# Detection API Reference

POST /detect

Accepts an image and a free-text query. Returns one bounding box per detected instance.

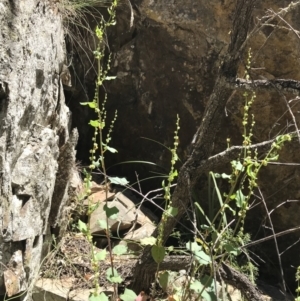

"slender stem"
[96,57,117,299]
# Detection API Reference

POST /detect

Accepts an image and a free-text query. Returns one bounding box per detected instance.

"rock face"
[67,0,300,289]
[0,0,76,299]
[1,0,300,297]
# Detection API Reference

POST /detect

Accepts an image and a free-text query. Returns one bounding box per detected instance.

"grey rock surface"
[0,0,75,299]
[90,192,155,234]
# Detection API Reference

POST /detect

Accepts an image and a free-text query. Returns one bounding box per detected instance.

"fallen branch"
[242,225,300,248]
[227,77,300,143]
[198,130,298,174]
[219,262,264,301]
[227,78,300,95]
[129,255,264,301]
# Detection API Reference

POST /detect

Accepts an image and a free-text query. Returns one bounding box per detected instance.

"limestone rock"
[3,250,27,297]
[83,183,115,206]
[33,277,116,301]
[33,278,74,301]
[0,0,76,298]
[90,192,154,234]
[123,223,156,252]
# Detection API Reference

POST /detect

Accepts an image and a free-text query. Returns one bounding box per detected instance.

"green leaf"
[200,276,217,301]
[78,220,87,233]
[80,102,97,109]
[88,203,98,213]
[190,280,216,301]
[89,292,109,301]
[111,160,157,167]
[221,173,231,179]
[211,232,219,244]
[200,224,211,231]
[196,250,211,265]
[104,76,117,81]
[103,143,118,153]
[106,268,123,283]
[186,241,211,265]
[95,249,107,261]
[140,236,157,246]
[89,120,100,128]
[246,164,256,179]
[169,170,178,181]
[224,243,240,256]
[95,26,104,39]
[98,219,108,230]
[108,177,129,186]
[104,204,119,220]
[92,160,101,168]
[151,245,165,264]
[200,275,214,288]
[190,280,204,294]
[167,245,174,252]
[159,271,170,291]
[113,244,127,256]
[235,189,246,208]
[231,160,243,171]
[268,154,279,161]
[186,241,202,253]
[166,206,178,217]
[120,289,137,301]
